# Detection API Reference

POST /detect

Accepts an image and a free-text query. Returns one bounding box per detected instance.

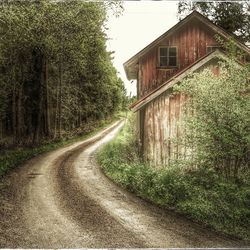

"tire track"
[0,120,249,248]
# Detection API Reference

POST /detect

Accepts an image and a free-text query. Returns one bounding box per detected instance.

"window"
[206,46,222,53]
[159,47,177,67]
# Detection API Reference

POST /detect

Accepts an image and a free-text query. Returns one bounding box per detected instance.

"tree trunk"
[44,58,50,137]
[12,84,17,143]
[78,81,82,127]
[0,115,3,141]
[16,85,23,143]
[54,79,59,138]
[33,52,45,144]
[58,59,62,138]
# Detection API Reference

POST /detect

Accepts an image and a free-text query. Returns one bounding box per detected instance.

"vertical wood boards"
[142,91,185,166]
[137,20,232,166]
[138,21,218,99]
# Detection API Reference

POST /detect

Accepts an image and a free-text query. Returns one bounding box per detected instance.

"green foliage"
[98,114,250,240]
[214,35,248,61]
[0,115,120,177]
[178,1,250,43]
[0,1,126,145]
[174,59,250,181]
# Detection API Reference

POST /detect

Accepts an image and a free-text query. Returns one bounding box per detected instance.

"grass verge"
[0,112,124,177]
[97,114,250,241]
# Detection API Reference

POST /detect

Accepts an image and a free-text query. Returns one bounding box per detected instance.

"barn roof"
[124,10,250,80]
[130,50,240,111]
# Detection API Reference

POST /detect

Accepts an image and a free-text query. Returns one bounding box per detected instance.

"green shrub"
[98,113,250,240]
[0,116,119,177]
[174,59,250,182]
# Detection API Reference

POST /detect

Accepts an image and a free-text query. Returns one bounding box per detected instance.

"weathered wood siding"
[138,20,219,98]
[141,91,187,166]
[133,15,250,166]
[140,61,223,166]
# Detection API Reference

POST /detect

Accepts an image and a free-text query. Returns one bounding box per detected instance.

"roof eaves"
[194,12,250,54]
[124,11,250,75]
[130,50,230,111]
[123,11,197,68]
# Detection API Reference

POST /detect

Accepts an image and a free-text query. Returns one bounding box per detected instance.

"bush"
[174,59,250,181]
[0,116,119,177]
[98,113,250,240]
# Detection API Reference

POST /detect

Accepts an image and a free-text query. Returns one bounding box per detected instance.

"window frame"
[206,45,222,54]
[158,46,178,68]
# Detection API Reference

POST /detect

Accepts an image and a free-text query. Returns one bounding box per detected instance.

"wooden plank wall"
[142,91,187,166]
[138,20,218,98]
[141,59,226,166]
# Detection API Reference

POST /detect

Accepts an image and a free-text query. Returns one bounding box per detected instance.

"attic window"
[206,46,222,53]
[159,47,177,67]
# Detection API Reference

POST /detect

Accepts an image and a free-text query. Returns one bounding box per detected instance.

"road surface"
[0,120,248,248]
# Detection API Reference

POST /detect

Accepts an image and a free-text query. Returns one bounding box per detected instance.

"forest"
[0,1,125,147]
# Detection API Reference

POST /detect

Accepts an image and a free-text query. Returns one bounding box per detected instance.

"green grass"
[0,112,124,177]
[97,114,250,241]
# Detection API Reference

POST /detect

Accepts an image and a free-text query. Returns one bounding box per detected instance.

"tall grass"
[0,113,123,177]
[98,113,250,241]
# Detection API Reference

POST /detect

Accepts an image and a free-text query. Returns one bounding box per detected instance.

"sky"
[106,1,179,96]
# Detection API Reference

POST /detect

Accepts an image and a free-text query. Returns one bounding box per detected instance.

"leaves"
[98,113,250,240]
[178,1,250,43]
[175,58,250,181]
[0,1,126,144]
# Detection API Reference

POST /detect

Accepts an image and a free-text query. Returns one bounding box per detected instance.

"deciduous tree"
[178,1,250,43]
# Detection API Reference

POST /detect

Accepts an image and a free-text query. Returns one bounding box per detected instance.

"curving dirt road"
[0,120,249,248]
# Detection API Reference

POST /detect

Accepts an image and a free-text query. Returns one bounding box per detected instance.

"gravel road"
[0,120,249,248]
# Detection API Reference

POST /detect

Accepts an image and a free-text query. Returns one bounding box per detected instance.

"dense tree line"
[178,1,250,44]
[0,1,125,146]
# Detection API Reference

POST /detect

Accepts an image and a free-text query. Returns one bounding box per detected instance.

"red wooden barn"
[124,11,250,166]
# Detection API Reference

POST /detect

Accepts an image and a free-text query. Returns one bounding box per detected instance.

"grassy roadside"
[0,112,125,177]
[97,113,250,241]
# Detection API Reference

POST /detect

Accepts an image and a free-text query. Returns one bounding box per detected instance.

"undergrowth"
[97,114,250,241]
[0,112,124,177]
